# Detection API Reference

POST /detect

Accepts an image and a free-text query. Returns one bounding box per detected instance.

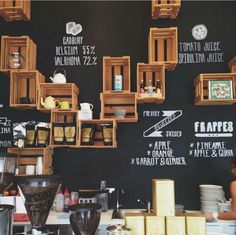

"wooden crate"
[100,92,138,122]
[103,56,130,93]
[137,63,165,104]
[194,73,236,105]
[148,27,178,71]
[37,83,79,112]
[0,36,36,72]
[10,70,45,109]
[152,0,181,19]
[7,147,53,175]
[78,119,117,148]
[229,57,236,73]
[50,110,78,148]
[0,0,30,21]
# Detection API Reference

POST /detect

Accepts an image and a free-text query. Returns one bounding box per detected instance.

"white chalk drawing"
[192,24,208,41]
[143,110,182,137]
[66,22,82,36]
[0,117,11,126]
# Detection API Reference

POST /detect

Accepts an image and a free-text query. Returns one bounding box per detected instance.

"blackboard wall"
[0,1,236,210]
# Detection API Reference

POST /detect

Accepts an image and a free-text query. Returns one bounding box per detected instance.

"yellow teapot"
[41,96,60,109]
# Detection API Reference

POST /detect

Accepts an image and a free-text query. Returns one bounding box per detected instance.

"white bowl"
[114,109,126,118]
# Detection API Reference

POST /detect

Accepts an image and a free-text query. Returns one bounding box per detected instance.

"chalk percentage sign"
[82,46,97,66]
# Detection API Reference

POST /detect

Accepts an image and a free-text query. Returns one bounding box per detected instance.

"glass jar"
[8,52,24,69]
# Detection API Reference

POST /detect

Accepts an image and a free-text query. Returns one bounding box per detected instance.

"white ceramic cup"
[80,103,93,111]
[26,165,35,175]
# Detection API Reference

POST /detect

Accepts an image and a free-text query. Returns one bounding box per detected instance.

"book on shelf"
[208,80,233,100]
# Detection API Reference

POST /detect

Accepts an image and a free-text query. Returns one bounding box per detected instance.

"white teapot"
[80,103,93,111]
[50,68,67,83]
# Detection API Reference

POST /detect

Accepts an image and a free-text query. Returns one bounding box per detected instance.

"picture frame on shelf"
[208,80,233,100]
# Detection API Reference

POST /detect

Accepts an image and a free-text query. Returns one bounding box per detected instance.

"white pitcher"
[80,103,93,111]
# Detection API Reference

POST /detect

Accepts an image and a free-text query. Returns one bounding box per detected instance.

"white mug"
[80,103,93,111]
[26,165,35,175]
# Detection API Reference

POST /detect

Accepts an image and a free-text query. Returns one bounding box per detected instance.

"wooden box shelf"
[7,147,53,175]
[148,27,178,71]
[0,0,30,21]
[50,110,78,148]
[229,57,236,73]
[103,56,130,92]
[0,36,36,72]
[137,63,165,104]
[152,0,181,19]
[10,70,45,109]
[78,119,117,148]
[194,73,236,105]
[100,92,138,122]
[37,83,79,112]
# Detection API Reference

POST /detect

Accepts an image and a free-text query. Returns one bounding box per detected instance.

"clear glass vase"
[8,52,24,69]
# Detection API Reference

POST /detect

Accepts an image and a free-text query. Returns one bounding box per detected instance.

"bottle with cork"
[156,79,162,96]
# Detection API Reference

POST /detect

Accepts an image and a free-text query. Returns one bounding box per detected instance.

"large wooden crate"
[37,83,79,112]
[10,70,45,109]
[148,27,178,71]
[78,119,117,148]
[100,92,138,122]
[229,57,236,73]
[50,110,78,148]
[152,0,181,19]
[7,147,53,175]
[194,73,236,105]
[137,63,165,104]
[0,0,30,21]
[103,56,130,93]
[0,36,36,72]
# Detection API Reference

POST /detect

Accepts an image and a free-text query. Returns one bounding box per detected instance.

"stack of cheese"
[125,179,206,235]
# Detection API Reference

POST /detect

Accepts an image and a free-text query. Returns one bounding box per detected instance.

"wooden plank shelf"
[194,73,236,105]
[152,0,181,19]
[37,83,79,112]
[100,92,138,122]
[7,147,53,175]
[50,110,78,148]
[10,70,45,109]
[0,35,36,72]
[137,63,165,104]
[229,57,236,73]
[0,0,30,21]
[148,27,178,71]
[103,56,130,93]
[78,119,117,148]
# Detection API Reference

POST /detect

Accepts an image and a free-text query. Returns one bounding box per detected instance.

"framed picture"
[208,80,233,100]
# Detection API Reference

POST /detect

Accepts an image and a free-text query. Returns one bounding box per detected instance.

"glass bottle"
[156,79,161,94]
[140,79,145,94]
[148,79,154,94]
[8,52,24,69]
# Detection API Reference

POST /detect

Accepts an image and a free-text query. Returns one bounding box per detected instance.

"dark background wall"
[0,1,236,210]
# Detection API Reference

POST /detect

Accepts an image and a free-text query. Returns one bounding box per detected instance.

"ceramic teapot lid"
[106,224,131,232]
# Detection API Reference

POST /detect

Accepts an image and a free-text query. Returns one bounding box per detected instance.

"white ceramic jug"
[80,103,93,111]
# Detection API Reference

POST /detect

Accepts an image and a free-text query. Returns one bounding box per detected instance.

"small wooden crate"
[0,0,30,21]
[137,63,165,104]
[7,147,53,175]
[100,92,138,122]
[148,27,178,71]
[0,36,36,72]
[10,70,45,109]
[194,73,236,105]
[50,110,78,148]
[103,56,130,92]
[37,83,79,112]
[152,0,181,19]
[78,119,117,148]
[228,57,236,73]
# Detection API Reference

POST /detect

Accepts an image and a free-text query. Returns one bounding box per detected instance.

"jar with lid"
[106,224,131,235]
[8,52,24,69]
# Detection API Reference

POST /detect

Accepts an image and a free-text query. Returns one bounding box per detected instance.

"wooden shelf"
[137,63,165,104]
[103,56,130,93]
[0,0,30,21]
[78,119,117,148]
[50,110,78,148]
[100,92,138,122]
[10,70,45,109]
[148,27,178,71]
[152,0,181,19]
[7,147,53,175]
[194,73,236,105]
[0,35,36,72]
[37,83,79,112]
[229,57,236,73]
